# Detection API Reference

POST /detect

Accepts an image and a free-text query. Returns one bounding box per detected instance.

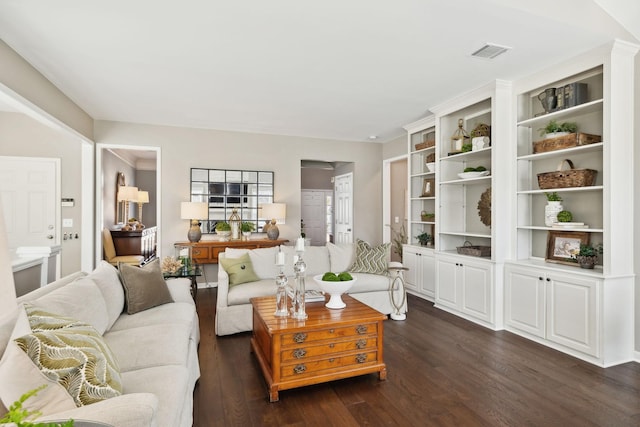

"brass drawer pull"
[356,325,368,335]
[293,333,307,343]
[293,364,307,374]
[356,339,367,349]
[329,343,335,348]
[355,354,367,363]
[292,348,307,359]
[329,358,335,363]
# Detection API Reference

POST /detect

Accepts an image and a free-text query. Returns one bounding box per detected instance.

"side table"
[163,265,202,298]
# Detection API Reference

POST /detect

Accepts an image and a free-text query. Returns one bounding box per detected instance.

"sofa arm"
[36,393,158,427]
[217,254,230,309]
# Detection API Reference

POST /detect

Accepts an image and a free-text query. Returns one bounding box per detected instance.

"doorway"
[96,144,161,265]
[300,160,353,245]
[383,154,408,262]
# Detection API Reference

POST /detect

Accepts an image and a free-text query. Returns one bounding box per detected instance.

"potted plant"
[415,232,432,247]
[215,221,231,241]
[240,221,255,240]
[538,120,578,138]
[573,243,603,269]
[544,192,563,226]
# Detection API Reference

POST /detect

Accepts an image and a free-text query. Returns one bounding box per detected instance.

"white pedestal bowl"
[313,275,357,309]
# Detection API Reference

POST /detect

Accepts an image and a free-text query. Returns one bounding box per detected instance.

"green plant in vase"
[415,232,431,246]
[573,243,603,269]
[545,192,562,202]
[215,221,231,231]
[539,120,578,137]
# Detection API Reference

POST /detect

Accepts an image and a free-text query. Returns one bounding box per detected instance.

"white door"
[301,190,329,246]
[334,172,353,244]
[0,157,59,249]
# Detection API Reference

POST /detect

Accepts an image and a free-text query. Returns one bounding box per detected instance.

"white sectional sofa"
[215,242,406,336]
[0,261,200,427]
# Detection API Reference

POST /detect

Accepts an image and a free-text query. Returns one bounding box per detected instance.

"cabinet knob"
[546,278,551,282]
[538,277,543,281]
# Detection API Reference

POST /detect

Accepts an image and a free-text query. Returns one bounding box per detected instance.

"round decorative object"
[313,275,357,309]
[477,187,491,227]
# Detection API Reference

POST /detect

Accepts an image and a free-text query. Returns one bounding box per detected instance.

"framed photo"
[421,179,435,197]
[546,231,589,265]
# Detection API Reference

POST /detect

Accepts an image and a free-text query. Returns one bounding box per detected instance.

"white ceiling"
[0,0,637,142]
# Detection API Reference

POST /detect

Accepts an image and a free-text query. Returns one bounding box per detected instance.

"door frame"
[95,144,161,266]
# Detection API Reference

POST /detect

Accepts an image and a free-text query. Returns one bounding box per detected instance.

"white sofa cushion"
[103,323,191,372]
[0,306,76,416]
[85,261,125,330]
[348,273,391,292]
[121,365,190,427]
[225,246,279,279]
[109,302,196,333]
[327,242,356,273]
[227,279,278,306]
[281,245,330,277]
[30,277,110,335]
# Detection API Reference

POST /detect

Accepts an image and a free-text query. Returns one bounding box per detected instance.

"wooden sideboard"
[175,239,288,264]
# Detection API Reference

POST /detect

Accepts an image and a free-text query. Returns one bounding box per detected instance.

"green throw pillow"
[16,304,123,407]
[349,239,391,275]
[220,253,260,286]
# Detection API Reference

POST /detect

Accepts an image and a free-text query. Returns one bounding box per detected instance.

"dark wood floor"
[193,288,640,426]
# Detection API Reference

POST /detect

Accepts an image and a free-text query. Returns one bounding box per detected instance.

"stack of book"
[551,222,588,229]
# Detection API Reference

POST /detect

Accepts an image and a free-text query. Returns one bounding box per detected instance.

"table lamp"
[137,190,149,227]
[117,186,138,229]
[181,201,208,242]
[260,203,286,240]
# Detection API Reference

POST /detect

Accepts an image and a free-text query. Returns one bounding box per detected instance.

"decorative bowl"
[313,274,357,309]
[458,170,490,179]
[426,162,436,172]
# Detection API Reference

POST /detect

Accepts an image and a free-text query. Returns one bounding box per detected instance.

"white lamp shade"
[137,190,149,204]
[117,186,139,202]
[181,201,208,220]
[260,203,286,224]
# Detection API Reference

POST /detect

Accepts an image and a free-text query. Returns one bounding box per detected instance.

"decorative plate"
[458,171,490,179]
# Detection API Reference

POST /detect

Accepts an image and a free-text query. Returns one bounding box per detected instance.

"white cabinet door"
[435,256,459,309]
[504,265,545,338]
[546,274,599,357]
[419,251,435,299]
[461,259,492,322]
[402,246,419,292]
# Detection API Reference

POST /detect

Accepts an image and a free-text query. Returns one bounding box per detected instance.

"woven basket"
[426,152,435,163]
[533,133,601,154]
[415,140,435,151]
[456,241,491,257]
[537,159,597,189]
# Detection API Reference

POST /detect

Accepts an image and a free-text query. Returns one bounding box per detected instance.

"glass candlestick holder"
[274,265,289,317]
[291,251,308,320]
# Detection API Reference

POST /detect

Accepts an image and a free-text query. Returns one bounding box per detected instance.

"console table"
[111,227,157,264]
[175,239,288,264]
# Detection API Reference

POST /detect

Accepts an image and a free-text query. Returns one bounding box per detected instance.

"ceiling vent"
[471,43,511,59]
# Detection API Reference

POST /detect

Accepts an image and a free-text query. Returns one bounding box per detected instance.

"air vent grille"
[471,43,511,59]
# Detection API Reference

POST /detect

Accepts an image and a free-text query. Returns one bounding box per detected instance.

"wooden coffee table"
[250,294,387,402]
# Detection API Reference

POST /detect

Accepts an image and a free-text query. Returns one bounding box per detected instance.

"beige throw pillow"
[118,259,174,315]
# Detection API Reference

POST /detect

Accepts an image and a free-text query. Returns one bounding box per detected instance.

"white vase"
[545,201,563,226]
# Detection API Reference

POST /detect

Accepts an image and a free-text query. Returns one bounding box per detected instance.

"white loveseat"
[0,261,200,427]
[215,242,407,336]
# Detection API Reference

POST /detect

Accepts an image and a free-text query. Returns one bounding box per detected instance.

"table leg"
[190,277,197,299]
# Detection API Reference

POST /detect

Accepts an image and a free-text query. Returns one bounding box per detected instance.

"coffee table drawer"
[281,337,378,362]
[280,323,378,346]
[280,350,379,379]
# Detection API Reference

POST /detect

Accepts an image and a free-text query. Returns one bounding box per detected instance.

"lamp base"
[187,220,202,243]
[266,224,280,240]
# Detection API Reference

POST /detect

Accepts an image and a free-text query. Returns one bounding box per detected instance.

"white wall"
[634,52,640,353]
[94,120,385,262]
